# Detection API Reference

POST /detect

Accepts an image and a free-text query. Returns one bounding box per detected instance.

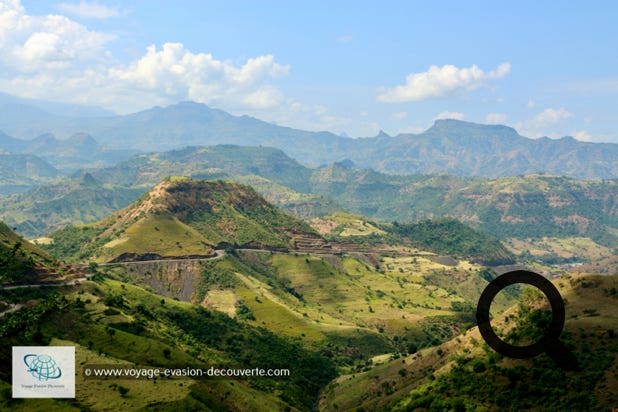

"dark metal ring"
[476,270,565,359]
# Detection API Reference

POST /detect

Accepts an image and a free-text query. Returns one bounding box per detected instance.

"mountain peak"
[376,129,391,138]
[68,133,98,146]
[32,133,58,145]
[80,172,101,187]
[58,178,318,263]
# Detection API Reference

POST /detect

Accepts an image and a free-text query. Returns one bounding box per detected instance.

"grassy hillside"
[4,144,617,264]
[319,273,618,411]
[0,277,337,411]
[101,246,516,367]
[311,213,515,266]
[388,218,515,266]
[44,178,319,263]
[0,221,70,284]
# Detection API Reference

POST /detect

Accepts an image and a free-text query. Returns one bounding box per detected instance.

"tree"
[106,327,116,341]
[117,385,129,397]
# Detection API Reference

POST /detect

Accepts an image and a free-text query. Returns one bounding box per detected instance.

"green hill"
[3,145,617,267]
[0,173,144,238]
[44,178,318,263]
[84,149,618,251]
[319,273,618,411]
[388,218,515,266]
[41,179,518,369]
[0,222,69,284]
[0,268,337,411]
[311,213,515,266]
[0,146,338,237]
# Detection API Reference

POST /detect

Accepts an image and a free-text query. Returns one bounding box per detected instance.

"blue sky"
[1,1,617,141]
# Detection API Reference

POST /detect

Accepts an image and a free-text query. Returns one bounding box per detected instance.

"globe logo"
[23,354,62,381]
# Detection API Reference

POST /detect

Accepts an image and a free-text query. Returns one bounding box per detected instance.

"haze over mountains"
[1,95,618,179]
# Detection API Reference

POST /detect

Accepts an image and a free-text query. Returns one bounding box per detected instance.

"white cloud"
[514,107,576,138]
[377,62,511,103]
[0,2,297,114]
[533,107,573,127]
[485,113,507,124]
[434,111,465,121]
[106,43,290,110]
[527,99,536,108]
[0,0,113,72]
[0,1,354,135]
[256,100,353,134]
[391,111,407,120]
[572,130,594,142]
[56,1,123,19]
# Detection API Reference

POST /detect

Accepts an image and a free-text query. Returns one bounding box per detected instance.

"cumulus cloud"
[107,43,289,109]
[485,113,507,124]
[572,130,594,142]
[434,111,465,121]
[377,62,511,103]
[0,0,113,72]
[533,107,573,127]
[0,1,296,114]
[514,107,576,138]
[0,1,356,134]
[56,1,123,19]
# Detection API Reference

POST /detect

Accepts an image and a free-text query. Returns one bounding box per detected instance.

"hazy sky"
[2,1,617,141]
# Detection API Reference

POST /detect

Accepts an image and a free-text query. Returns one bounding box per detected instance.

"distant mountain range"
[1,95,617,179]
[0,130,137,174]
[0,152,60,195]
[3,145,618,259]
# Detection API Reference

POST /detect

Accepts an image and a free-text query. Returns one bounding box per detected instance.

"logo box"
[12,346,75,398]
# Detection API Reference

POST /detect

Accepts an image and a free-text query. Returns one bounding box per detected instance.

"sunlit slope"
[0,221,71,284]
[45,178,318,263]
[0,276,337,411]
[104,247,517,367]
[319,273,618,411]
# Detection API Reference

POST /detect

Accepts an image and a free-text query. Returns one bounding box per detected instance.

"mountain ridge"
[1,96,617,178]
[4,145,618,260]
[45,178,319,263]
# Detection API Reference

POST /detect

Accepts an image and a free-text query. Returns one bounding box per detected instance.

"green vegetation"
[4,143,618,260]
[389,218,515,265]
[0,173,144,238]
[46,225,110,262]
[313,213,515,266]
[0,276,337,411]
[43,179,319,262]
[1,157,616,411]
[0,221,65,283]
[319,274,618,411]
